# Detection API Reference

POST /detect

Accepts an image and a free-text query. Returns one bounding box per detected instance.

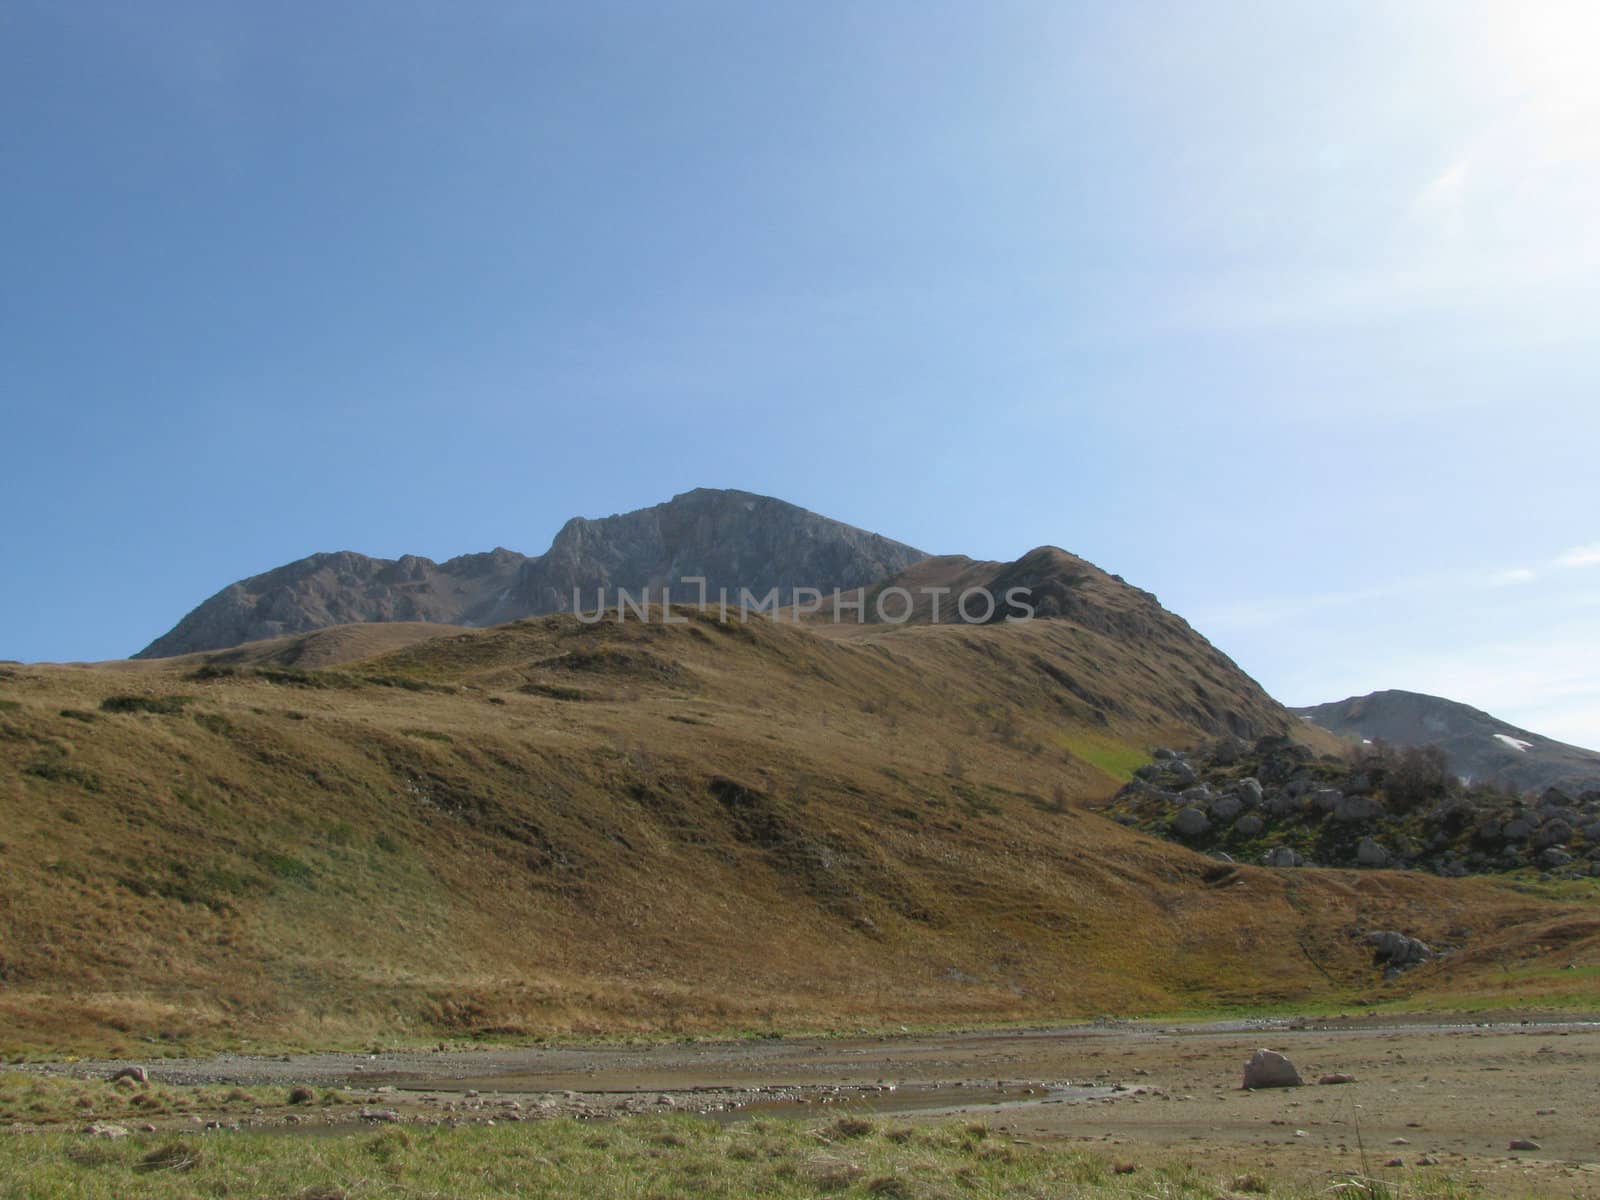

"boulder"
[108,1067,148,1085]
[1311,788,1343,813]
[1333,795,1384,823]
[1171,807,1210,837]
[1317,1073,1355,1085]
[1367,931,1433,969]
[1241,1049,1303,1089]
[1355,837,1391,867]
[83,1123,131,1139]
[1165,760,1198,787]
[1532,819,1573,851]
[1426,799,1474,834]
[1212,736,1248,765]
[1210,795,1244,823]
[1180,783,1213,805]
[1235,814,1265,837]
[1237,777,1264,807]
[1265,792,1300,817]
[1152,747,1178,760]
[1502,817,1535,843]
[1261,846,1301,868]
[1538,847,1573,868]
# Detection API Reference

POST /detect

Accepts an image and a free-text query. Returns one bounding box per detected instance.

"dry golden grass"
[1,600,1595,1057]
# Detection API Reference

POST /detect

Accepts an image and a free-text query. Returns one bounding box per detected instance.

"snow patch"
[1493,733,1533,753]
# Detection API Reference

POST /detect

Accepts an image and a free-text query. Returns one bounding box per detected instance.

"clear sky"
[4,2,1598,748]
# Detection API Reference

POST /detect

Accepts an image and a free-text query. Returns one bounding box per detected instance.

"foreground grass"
[0,1115,1487,1200]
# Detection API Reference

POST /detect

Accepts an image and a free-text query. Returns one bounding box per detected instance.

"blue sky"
[3,1,1598,747]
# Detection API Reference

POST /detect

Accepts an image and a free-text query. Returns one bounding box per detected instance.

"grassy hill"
[2,589,1596,1057]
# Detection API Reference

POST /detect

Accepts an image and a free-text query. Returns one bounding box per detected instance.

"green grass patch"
[192,712,234,736]
[100,695,193,716]
[190,664,456,695]
[1059,733,1147,783]
[0,1114,1488,1199]
[520,681,592,701]
[23,760,102,792]
[256,851,313,883]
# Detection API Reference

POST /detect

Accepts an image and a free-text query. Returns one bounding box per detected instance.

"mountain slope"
[134,489,928,659]
[5,571,1595,1055]
[1294,690,1600,795]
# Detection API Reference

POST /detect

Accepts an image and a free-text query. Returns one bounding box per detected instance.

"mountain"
[8,563,1594,1055]
[133,549,532,661]
[135,489,928,659]
[1293,689,1600,795]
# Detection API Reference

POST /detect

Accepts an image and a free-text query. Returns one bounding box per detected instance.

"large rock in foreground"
[1241,1049,1303,1089]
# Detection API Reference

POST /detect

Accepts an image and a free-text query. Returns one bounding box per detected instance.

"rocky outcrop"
[135,490,927,658]
[1109,737,1600,880]
[1294,690,1600,796]
[1367,931,1434,976]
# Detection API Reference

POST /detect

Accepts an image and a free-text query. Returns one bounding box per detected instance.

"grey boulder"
[1356,837,1391,867]
[1241,1049,1303,1089]
[1367,931,1433,969]
[1210,795,1245,823]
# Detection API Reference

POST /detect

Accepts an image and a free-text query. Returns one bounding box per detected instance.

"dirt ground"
[19,1013,1600,1194]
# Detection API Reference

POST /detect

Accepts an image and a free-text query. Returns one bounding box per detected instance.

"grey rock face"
[135,489,927,658]
[135,548,532,659]
[517,488,926,617]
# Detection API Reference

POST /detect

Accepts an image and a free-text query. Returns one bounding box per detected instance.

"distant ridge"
[135,489,928,658]
[1293,689,1600,795]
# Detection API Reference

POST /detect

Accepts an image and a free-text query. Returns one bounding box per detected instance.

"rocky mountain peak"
[134,489,927,658]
